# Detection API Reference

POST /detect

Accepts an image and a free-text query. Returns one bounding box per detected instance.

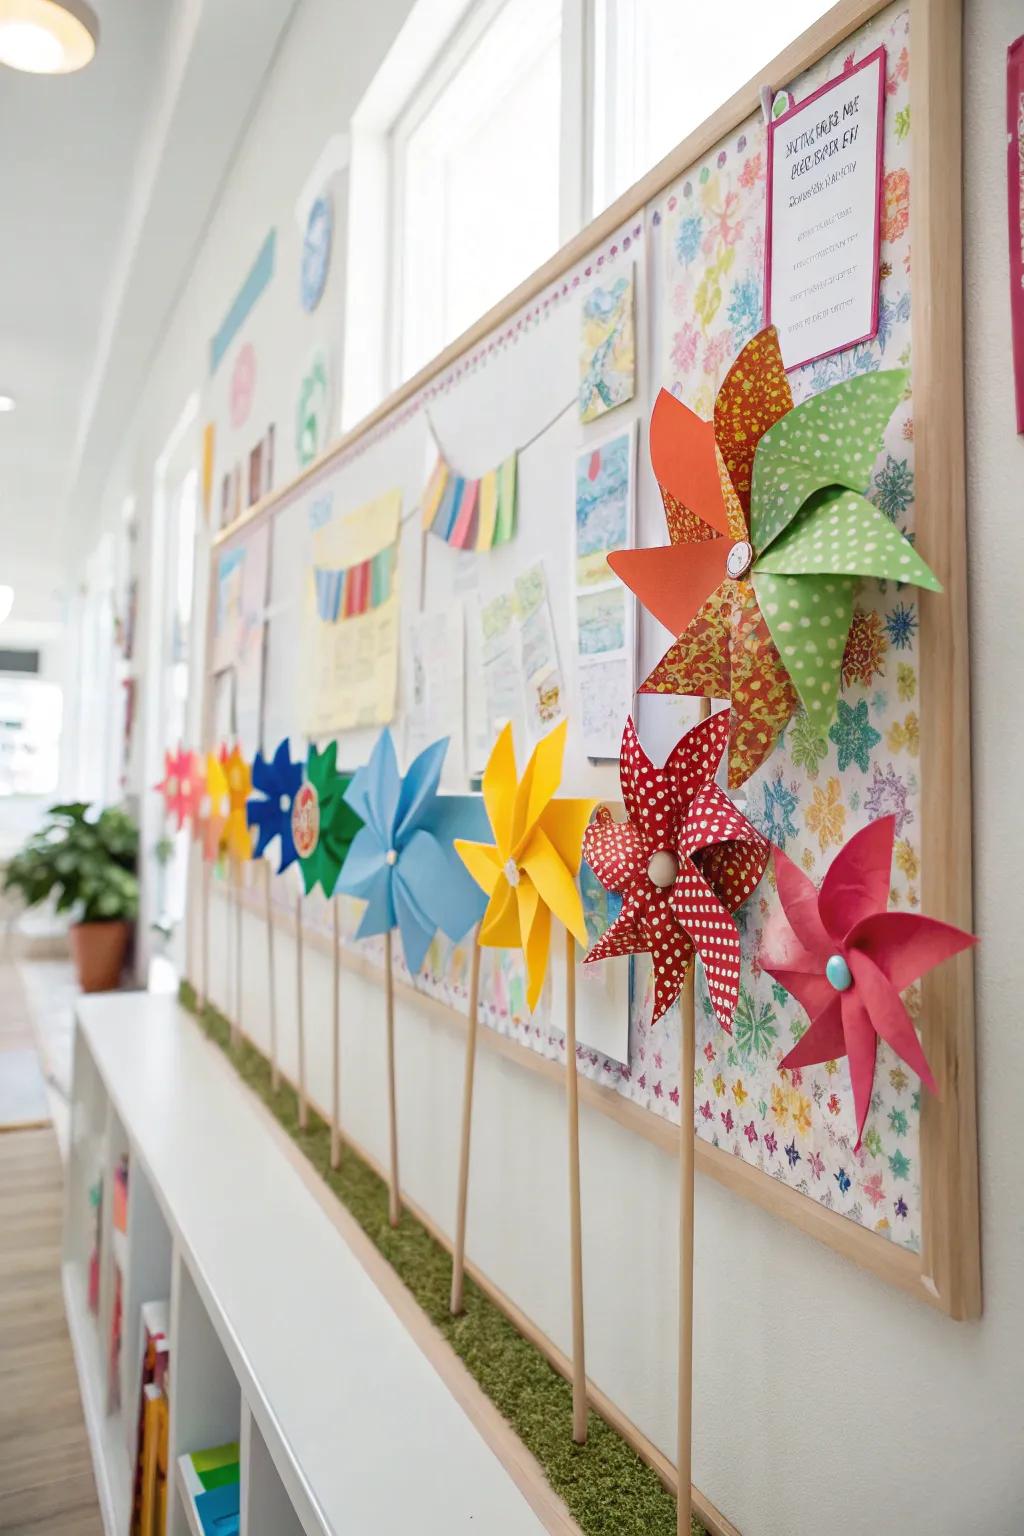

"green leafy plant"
[4,802,139,924]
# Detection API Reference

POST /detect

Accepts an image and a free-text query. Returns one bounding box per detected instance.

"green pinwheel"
[291,741,362,896]
[610,327,942,784]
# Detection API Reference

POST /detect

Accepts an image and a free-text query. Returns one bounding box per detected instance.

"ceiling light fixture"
[0,0,98,75]
[0,395,15,412]
[0,588,14,626]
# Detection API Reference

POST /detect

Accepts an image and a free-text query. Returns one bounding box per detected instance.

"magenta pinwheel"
[762,816,976,1148]
[583,713,769,1027]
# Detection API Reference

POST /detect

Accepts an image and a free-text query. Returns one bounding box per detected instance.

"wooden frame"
[200,0,978,1318]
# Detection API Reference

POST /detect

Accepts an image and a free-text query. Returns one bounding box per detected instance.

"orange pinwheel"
[223,744,253,863]
[195,750,229,863]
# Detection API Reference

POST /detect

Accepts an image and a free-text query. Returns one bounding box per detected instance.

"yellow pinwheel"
[456,719,595,1011]
[196,750,229,863]
[223,744,253,863]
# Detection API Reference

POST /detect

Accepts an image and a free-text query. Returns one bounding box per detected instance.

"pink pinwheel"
[156,746,203,831]
[583,713,769,1027]
[763,816,976,1148]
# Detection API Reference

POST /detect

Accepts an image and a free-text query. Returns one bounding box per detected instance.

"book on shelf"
[130,1299,170,1534]
[179,1443,240,1535]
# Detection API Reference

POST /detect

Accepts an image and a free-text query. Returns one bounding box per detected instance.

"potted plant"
[3,802,139,992]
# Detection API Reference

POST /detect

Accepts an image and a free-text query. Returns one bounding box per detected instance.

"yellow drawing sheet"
[302,576,400,734]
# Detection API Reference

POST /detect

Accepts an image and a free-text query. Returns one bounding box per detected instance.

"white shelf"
[65,991,554,1536]
[63,1261,133,1535]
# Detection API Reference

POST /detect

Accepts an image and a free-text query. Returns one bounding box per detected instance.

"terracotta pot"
[70,920,131,993]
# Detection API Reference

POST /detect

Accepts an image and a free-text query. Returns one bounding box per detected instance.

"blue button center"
[825,954,853,992]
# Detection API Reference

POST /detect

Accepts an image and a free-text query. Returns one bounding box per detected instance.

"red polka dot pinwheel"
[582,711,769,1028]
[762,816,976,1150]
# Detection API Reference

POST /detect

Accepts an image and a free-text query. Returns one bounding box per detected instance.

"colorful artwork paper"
[579,268,636,422]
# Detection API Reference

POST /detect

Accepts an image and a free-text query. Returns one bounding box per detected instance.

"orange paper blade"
[649,390,732,539]
[608,538,726,639]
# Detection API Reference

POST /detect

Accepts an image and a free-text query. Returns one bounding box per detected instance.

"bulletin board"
[206,0,977,1317]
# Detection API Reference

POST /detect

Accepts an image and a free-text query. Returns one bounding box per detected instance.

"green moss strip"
[179,981,704,1536]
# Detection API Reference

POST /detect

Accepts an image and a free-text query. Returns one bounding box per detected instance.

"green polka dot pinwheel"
[609,326,941,787]
[291,741,363,896]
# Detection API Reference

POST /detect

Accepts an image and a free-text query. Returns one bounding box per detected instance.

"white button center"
[647,850,679,888]
[726,539,753,579]
[504,858,520,887]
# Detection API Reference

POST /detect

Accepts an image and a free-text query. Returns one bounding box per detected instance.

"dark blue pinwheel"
[246,738,304,872]
[336,730,489,975]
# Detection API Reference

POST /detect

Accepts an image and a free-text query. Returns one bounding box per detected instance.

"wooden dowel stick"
[200,861,210,1011]
[450,931,483,1315]
[296,892,307,1130]
[330,900,342,1170]
[265,863,279,1092]
[232,866,242,1048]
[677,966,696,1535]
[384,929,400,1227]
[565,925,587,1445]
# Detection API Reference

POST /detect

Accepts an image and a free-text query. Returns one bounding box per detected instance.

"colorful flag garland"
[421,452,517,550]
[313,543,396,622]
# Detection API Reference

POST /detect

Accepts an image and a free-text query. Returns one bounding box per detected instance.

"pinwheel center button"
[386,849,398,866]
[504,858,520,887]
[726,540,753,579]
[647,850,679,888]
[825,954,853,991]
[279,794,291,814]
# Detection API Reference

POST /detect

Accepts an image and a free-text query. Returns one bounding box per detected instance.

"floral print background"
[290,6,925,1254]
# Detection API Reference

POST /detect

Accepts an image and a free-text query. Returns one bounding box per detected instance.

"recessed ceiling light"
[0,588,14,626]
[0,395,15,412]
[0,0,98,75]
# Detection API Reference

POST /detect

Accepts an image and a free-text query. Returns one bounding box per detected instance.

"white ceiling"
[0,0,299,626]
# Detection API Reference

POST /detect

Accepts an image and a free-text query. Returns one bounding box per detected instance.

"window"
[0,678,61,796]
[592,0,835,212]
[390,0,565,382]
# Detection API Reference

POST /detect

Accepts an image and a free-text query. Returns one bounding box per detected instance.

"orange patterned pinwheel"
[609,327,935,788]
[223,744,253,863]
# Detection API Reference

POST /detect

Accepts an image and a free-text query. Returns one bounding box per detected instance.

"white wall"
[81,1,1024,1533]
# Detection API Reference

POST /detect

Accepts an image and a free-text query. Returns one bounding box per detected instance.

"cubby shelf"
[64,990,558,1536]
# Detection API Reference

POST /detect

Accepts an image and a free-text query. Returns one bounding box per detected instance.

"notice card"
[766,46,885,370]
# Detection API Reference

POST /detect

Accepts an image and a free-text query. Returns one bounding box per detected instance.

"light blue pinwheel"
[246,739,304,871]
[336,730,490,974]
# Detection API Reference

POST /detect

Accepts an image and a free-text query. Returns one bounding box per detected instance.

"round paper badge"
[291,782,320,860]
[300,194,333,313]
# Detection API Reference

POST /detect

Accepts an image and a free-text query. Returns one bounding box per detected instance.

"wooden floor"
[0,956,102,1534]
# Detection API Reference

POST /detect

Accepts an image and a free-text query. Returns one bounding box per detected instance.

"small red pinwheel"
[156,747,203,831]
[583,712,769,1027]
[763,817,976,1148]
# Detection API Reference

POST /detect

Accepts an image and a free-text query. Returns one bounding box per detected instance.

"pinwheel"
[246,738,304,870]
[245,739,305,1095]
[294,741,362,898]
[454,719,596,1442]
[763,815,975,1149]
[583,711,769,1026]
[609,326,941,787]
[155,746,202,831]
[196,750,229,863]
[454,719,596,1011]
[583,709,768,1518]
[289,740,363,1131]
[337,729,489,1218]
[223,744,253,865]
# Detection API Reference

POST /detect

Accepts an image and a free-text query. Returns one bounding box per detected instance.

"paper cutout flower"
[608,326,940,787]
[196,750,229,863]
[455,720,596,1012]
[762,816,976,1148]
[293,741,363,897]
[222,745,253,863]
[583,713,768,1026]
[336,731,490,974]
[246,739,304,871]
[156,746,202,831]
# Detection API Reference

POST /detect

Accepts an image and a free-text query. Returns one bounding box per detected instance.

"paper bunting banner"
[608,326,941,787]
[583,713,768,1026]
[196,750,229,863]
[293,741,363,897]
[336,731,490,974]
[223,745,254,863]
[313,544,396,622]
[455,719,595,1011]
[421,452,517,550]
[246,739,304,871]
[156,746,202,831]
[762,816,976,1148]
